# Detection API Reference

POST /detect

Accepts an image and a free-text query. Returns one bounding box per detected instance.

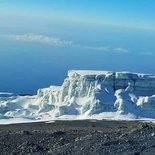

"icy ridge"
[1,70,155,121]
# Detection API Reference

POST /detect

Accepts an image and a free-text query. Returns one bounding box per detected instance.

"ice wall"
[35,70,155,117]
[1,70,155,120]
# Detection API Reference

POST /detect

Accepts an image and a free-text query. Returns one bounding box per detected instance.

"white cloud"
[78,46,129,53]
[2,33,74,47]
[139,51,154,56]
[113,47,129,53]
[1,33,129,53]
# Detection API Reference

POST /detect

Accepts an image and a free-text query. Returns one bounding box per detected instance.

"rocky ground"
[0,120,155,155]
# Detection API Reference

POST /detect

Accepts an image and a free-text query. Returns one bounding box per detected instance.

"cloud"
[1,33,129,53]
[2,33,74,47]
[113,47,129,53]
[78,46,129,53]
[140,51,154,56]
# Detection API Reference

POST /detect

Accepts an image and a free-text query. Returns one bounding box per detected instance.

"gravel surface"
[0,120,155,155]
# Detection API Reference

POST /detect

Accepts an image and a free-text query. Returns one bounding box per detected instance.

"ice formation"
[1,70,155,121]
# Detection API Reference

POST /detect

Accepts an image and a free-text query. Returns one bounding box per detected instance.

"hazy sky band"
[0,0,155,30]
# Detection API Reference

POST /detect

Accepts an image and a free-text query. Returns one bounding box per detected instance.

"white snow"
[0,70,155,124]
[68,70,110,76]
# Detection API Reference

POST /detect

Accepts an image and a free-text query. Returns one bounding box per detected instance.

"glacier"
[1,70,155,123]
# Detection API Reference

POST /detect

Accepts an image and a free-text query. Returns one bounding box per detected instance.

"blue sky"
[0,0,155,94]
[1,0,155,29]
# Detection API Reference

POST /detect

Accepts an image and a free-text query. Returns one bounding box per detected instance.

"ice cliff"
[1,70,155,121]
